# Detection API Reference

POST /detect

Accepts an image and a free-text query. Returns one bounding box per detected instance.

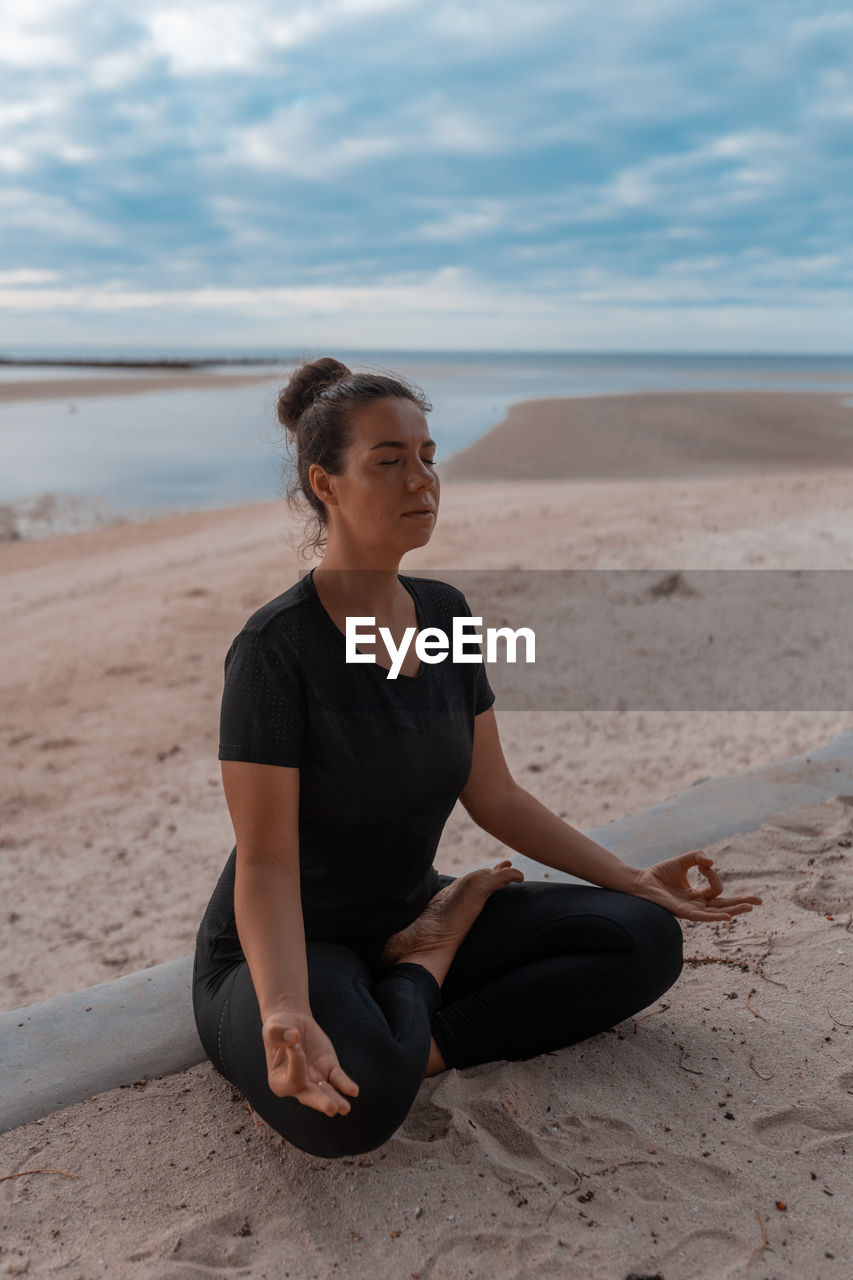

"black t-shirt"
[216,568,495,943]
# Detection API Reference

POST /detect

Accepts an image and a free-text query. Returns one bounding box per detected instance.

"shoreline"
[7,461,853,562]
[5,386,853,542]
[0,367,284,405]
[0,356,286,369]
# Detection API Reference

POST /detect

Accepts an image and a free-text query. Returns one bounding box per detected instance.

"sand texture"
[0,370,283,404]
[2,795,852,1279]
[443,390,853,481]
[2,390,853,1278]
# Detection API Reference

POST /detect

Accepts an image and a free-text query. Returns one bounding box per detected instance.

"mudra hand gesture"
[263,1011,360,1116]
[632,850,762,923]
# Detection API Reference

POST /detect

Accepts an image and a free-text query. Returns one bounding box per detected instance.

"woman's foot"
[381,860,523,987]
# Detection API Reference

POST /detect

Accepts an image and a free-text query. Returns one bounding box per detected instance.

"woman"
[192,357,762,1159]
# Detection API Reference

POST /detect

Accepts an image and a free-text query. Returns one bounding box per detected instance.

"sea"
[3,349,853,535]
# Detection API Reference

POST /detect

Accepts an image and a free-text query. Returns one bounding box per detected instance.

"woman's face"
[314,396,440,560]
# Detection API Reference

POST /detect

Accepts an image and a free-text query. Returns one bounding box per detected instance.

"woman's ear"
[308,462,337,508]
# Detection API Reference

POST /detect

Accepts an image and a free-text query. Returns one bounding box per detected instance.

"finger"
[306,1053,357,1101]
[681,906,738,922]
[301,1080,353,1116]
[678,849,709,866]
[666,894,733,920]
[316,1077,356,1109]
[674,850,712,882]
[282,1039,313,1090]
[702,895,763,908]
[328,1064,360,1096]
[681,902,757,922]
[690,854,725,897]
[270,1026,301,1070]
[296,1086,341,1116]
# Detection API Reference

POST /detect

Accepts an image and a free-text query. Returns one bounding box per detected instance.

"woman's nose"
[407,460,436,488]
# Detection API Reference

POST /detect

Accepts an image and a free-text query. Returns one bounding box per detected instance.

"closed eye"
[379,458,437,466]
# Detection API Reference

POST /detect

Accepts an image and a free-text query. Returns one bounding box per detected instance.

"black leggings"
[192,871,684,1159]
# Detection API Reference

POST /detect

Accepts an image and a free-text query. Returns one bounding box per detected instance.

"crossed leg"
[193,874,684,1158]
[200,944,442,1159]
[427,874,685,1070]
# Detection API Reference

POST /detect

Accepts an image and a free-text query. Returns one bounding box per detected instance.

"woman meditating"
[192,357,762,1159]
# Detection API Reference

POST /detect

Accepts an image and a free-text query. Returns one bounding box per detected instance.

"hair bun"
[277,357,352,432]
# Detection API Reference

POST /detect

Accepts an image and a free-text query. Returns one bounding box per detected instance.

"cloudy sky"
[1,0,851,352]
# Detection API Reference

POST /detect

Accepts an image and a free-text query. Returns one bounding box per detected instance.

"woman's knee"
[625,895,684,991]
[257,1068,420,1158]
[231,991,427,1156]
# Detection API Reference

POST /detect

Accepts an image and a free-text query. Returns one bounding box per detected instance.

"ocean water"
[3,350,853,528]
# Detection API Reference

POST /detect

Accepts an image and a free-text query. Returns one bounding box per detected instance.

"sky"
[0,0,852,353]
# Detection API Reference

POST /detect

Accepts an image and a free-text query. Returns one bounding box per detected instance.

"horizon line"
[3,347,853,366]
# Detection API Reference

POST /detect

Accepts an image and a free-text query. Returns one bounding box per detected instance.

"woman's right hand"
[262,1010,360,1116]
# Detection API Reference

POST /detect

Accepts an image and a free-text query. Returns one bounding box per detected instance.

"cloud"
[3,247,851,321]
[0,266,496,314]
[0,187,111,241]
[226,97,401,177]
[790,11,853,46]
[143,4,277,74]
[0,269,61,285]
[0,1,851,348]
[3,264,853,354]
[140,0,426,75]
[0,0,84,70]
[411,199,507,242]
[223,89,501,180]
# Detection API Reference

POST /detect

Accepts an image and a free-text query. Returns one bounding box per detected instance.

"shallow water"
[3,350,853,527]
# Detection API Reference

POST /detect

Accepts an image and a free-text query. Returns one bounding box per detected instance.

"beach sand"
[2,389,853,1277]
[0,369,284,405]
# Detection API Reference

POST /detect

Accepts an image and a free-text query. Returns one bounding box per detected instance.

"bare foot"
[381,860,524,987]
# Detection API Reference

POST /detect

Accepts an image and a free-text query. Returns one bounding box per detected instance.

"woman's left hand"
[631,850,763,923]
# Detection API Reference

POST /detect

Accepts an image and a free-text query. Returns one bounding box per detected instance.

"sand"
[0,369,284,405]
[2,389,853,1278]
[443,390,853,482]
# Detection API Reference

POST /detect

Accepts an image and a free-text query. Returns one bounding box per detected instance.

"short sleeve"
[456,589,496,715]
[218,630,306,767]
[473,661,495,714]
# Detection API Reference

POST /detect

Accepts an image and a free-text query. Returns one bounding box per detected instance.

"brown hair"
[278,356,432,558]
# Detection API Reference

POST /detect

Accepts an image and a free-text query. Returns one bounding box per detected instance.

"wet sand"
[0,369,283,404]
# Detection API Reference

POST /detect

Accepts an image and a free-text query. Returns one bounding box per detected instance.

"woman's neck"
[311,563,408,622]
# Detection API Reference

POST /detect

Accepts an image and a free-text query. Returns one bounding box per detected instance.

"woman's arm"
[222,760,311,1014]
[458,709,641,894]
[458,709,762,922]
[221,760,359,1113]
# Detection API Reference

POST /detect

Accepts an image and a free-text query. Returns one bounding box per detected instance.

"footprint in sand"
[612,1151,736,1204]
[398,1098,454,1144]
[127,1212,256,1275]
[657,1226,752,1279]
[751,1069,853,1150]
[789,872,853,914]
[417,1227,567,1279]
